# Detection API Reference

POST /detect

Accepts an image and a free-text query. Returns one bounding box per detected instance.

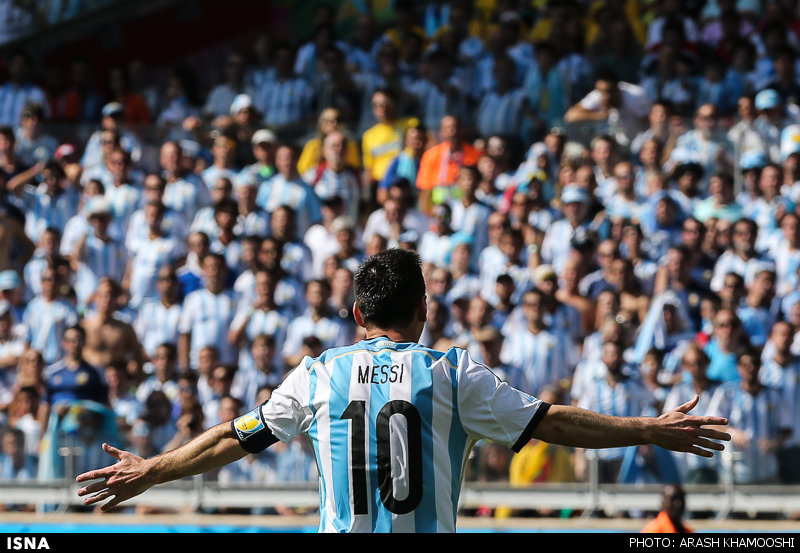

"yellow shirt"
[297,137,361,176]
[361,117,418,181]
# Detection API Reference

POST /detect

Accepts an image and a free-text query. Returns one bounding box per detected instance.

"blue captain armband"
[231,404,279,453]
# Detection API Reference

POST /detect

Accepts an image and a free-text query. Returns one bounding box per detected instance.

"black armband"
[231,404,280,453]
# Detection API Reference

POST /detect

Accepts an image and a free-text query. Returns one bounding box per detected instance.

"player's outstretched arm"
[76,422,248,511]
[532,396,731,457]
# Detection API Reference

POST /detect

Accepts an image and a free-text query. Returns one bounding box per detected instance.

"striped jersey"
[252,337,547,532]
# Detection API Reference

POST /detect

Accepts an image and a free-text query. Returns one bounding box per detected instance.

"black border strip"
[511,402,551,453]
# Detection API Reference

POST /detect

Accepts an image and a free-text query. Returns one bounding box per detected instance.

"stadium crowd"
[1,0,800,516]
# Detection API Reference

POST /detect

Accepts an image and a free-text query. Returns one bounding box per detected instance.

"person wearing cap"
[753,88,800,163]
[736,148,767,207]
[540,185,592,275]
[72,195,126,286]
[0,270,26,325]
[238,128,277,187]
[80,100,143,169]
[443,234,481,305]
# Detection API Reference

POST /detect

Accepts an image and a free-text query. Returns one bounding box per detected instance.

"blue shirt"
[44,359,108,405]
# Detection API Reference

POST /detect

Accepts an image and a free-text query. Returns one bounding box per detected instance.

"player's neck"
[364,327,419,343]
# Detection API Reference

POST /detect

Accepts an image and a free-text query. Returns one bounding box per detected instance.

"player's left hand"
[653,396,731,457]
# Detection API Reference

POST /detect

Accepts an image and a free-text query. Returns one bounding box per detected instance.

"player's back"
[260,336,545,533]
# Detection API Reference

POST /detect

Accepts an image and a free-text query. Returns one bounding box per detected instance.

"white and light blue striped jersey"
[254,337,548,532]
[189,206,218,237]
[200,166,239,192]
[234,209,270,238]
[82,232,127,284]
[127,234,185,309]
[759,358,800,447]
[125,207,187,250]
[448,200,492,259]
[254,76,314,129]
[177,288,238,367]
[475,88,526,139]
[163,175,212,229]
[707,383,790,483]
[576,375,653,461]
[662,379,723,478]
[22,296,79,365]
[230,305,288,374]
[281,310,354,361]
[22,185,80,244]
[500,327,566,397]
[104,183,143,239]
[133,299,183,358]
[0,82,47,127]
[256,175,323,239]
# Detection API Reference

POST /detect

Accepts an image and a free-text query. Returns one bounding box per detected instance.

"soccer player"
[76,249,730,533]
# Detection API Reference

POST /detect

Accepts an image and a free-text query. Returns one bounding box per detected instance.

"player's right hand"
[75,442,154,512]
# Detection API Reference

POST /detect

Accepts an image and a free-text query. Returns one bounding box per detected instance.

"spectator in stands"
[416,114,481,212]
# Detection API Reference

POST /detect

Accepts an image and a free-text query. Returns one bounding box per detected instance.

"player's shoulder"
[306,338,464,372]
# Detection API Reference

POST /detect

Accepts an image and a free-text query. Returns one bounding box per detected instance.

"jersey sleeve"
[456,350,550,453]
[256,359,315,443]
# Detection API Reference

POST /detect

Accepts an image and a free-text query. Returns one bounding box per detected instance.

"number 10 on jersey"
[342,400,424,515]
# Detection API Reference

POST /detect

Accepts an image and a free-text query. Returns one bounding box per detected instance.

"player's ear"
[417,295,427,322]
[353,302,366,328]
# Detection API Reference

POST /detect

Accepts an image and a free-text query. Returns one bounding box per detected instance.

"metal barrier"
[2,448,799,517]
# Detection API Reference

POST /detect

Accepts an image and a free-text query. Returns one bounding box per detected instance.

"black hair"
[354,248,426,329]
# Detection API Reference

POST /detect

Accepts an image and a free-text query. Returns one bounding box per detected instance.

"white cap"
[230,94,254,115]
[251,129,277,145]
